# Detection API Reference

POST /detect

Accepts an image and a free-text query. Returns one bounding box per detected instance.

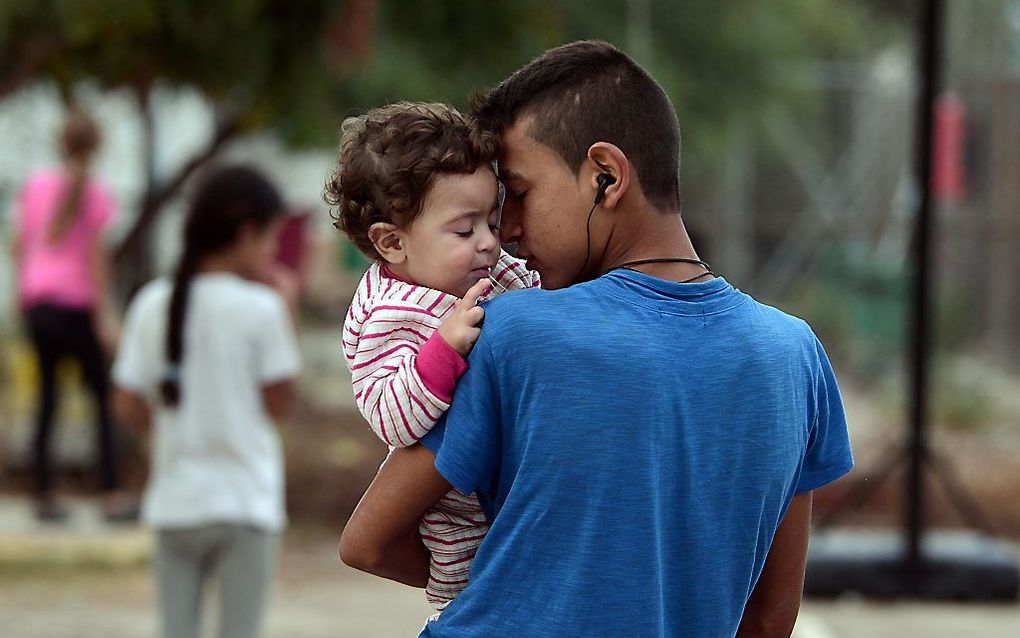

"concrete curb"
[0,497,151,572]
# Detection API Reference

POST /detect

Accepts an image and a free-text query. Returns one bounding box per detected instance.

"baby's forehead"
[413,170,500,223]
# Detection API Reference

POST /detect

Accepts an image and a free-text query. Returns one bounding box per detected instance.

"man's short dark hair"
[471,40,681,209]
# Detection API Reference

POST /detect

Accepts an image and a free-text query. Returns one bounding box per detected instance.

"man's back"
[421,270,852,637]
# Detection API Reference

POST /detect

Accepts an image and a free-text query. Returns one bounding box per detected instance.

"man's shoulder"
[481,286,570,327]
[743,294,816,339]
[476,286,595,357]
[738,295,829,372]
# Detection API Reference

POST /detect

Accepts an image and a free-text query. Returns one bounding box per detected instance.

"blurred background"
[2,1,1020,636]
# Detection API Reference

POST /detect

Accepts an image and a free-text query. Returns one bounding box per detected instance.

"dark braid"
[160,165,284,407]
[48,171,88,243]
[159,249,200,406]
[48,107,100,243]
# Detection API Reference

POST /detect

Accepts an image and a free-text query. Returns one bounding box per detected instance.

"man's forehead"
[496,122,524,174]
[497,117,547,182]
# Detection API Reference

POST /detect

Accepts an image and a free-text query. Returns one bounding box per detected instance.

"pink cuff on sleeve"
[415,331,468,402]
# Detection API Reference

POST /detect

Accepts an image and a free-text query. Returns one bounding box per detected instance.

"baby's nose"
[479,229,500,252]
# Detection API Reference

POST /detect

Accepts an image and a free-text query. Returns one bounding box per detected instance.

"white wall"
[0,82,338,327]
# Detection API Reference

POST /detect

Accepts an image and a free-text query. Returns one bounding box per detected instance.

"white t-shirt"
[113,273,301,532]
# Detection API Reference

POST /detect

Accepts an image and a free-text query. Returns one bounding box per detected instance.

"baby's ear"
[368,222,405,264]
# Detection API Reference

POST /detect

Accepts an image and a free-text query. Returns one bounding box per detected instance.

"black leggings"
[25,304,120,497]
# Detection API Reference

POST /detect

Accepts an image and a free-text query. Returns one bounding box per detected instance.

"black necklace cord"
[572,189,715,286]
[605,257,715,284]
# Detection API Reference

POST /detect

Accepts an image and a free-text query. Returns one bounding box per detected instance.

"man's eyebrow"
[499,169,525,182]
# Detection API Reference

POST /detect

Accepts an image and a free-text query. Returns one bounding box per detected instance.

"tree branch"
[115,115,241,264]
[0,37,61,100]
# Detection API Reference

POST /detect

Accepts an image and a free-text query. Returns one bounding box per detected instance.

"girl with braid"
[12,107,129,522]
[112,165,300,638]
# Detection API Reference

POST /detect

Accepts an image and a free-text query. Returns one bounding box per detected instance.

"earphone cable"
[572,198,601,284]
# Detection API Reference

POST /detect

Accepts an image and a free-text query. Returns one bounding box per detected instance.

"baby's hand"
[438,278,491,356]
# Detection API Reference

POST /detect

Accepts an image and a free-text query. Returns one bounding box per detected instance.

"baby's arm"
[348,280,488,448]
[490,249,541,291]
[349,307,460,448]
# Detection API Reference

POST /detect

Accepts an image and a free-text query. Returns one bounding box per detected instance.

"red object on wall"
[275,211,309,279]
[932,92,967,203]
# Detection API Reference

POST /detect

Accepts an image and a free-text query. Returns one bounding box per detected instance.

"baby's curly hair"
[324,102,500,260]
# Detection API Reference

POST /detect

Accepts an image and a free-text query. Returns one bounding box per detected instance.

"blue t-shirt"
[420,271,852,637]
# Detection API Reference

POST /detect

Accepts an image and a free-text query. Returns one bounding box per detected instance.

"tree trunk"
[115,112,240,297]
[115,84,157,299]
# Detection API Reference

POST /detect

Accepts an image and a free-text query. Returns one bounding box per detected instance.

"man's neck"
[590,210,711,284]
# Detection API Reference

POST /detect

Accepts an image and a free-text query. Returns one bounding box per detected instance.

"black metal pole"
[905,0,944,592]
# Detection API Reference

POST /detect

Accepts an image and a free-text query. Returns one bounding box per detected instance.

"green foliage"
[1,0,903,151]
[1,0,333,134]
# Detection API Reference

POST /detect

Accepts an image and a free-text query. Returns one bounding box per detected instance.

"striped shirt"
[342,250,539,609]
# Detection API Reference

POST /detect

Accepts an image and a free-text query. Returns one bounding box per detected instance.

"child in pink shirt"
[325,102,538,610]
[13,108,129,522]
[16,168,115,311]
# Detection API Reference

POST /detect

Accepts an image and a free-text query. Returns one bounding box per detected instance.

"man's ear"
[585,142,630,210]
[369,222,406,264]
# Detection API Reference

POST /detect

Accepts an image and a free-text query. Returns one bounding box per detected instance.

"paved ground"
[3,548,435,638]
[802,600,1020,638]
[3,498,1020,638]
[0,496,433,638]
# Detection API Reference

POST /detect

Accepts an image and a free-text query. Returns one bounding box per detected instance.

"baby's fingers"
[461,278,491,309]
[463,304,485,328]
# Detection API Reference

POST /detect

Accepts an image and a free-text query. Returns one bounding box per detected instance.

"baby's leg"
[420,489,489,609]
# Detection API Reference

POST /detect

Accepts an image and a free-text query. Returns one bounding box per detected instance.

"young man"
[340,40,853,637]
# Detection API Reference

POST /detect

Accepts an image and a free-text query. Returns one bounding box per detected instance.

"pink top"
[15,169,116,310]
[342,250,540,609]
[343,252,539,447]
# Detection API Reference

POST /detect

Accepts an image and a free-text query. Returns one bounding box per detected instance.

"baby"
[325,102,538,610]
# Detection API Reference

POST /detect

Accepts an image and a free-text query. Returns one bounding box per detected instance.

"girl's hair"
[323,102,499,260]
[160,165,284,407]
[48,107,101,243]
